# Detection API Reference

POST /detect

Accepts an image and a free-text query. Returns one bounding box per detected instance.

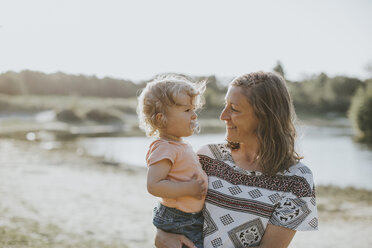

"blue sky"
[1,0,371,81]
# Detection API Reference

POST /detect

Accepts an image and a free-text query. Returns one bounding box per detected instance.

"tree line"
[0,70,140,98]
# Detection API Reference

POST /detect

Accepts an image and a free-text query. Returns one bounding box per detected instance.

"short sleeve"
[146,140,178,167]
[269,166,318,231]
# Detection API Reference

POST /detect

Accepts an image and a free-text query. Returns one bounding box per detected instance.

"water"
[77,125,372,190]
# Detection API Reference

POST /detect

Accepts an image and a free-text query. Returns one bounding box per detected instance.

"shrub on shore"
[56,109,82,122]
[349,81,372,143]
[85,109,124,123]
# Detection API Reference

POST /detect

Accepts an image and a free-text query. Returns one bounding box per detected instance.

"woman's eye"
[185,109,190,112]
[224,102,238,112]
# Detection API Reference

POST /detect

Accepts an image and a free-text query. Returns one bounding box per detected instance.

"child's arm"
[147,159,206,199]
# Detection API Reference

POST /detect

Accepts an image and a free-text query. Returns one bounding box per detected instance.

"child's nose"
[192,111,197,119]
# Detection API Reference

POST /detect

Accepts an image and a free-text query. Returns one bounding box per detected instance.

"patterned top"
[197,143,318,248]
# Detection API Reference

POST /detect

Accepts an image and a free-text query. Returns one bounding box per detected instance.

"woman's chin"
[225,134,239,143]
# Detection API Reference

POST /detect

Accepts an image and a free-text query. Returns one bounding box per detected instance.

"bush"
[289,74,363,115]
[349,82,372,143]
[85,109,124,123]
[0,98,9,111]
[56,109,82,123]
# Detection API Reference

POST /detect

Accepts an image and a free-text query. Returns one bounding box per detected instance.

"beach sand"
[0,139,371,248]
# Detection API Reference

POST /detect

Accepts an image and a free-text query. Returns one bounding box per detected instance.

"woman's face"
[220,86,259,143]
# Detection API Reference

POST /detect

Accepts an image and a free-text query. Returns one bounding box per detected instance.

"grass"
[316,185,372,204]
[0,217,129,248]
[315,185,372,219]
[0,95,140,139]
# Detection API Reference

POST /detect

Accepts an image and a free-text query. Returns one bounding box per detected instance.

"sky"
[1,0,371,82]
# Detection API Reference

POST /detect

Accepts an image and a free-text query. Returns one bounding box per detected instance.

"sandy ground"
[0,139,371,248]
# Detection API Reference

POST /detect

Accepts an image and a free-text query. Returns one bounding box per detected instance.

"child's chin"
[187,131,194,136]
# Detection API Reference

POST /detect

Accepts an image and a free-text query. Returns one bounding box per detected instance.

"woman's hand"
[155,229,196,248]
[186,173,207,200]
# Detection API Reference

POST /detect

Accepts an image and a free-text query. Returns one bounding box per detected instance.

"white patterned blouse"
[197,143,318,248]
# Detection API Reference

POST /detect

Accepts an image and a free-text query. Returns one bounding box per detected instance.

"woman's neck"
[231,141,261,171]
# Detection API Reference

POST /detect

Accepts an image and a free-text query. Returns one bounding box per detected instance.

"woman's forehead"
[225,86,249,105]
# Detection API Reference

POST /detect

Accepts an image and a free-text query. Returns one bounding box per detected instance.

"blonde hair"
[229,71,302,176]
[137,74,206,137]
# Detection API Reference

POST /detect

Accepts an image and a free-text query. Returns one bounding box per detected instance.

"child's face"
[161,93,198,139]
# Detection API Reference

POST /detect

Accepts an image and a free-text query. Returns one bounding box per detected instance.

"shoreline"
[0,138,371,248]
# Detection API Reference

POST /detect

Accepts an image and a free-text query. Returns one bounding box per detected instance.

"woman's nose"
[220,107,229,121]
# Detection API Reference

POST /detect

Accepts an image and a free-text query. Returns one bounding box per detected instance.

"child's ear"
[155,113,164,123]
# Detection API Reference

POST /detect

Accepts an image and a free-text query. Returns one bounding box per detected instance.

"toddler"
[137,74,208,248]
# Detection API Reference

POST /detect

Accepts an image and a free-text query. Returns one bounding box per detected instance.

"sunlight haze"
[1,0,371,81]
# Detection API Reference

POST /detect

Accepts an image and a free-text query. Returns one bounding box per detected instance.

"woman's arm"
[147,159,206,199]
[155,229,196,248]
[258,224,296,248]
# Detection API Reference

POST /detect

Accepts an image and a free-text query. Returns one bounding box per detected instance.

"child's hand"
[187,174,207,199]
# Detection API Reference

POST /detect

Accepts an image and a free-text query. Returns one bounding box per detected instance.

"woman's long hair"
[229,71,302,176]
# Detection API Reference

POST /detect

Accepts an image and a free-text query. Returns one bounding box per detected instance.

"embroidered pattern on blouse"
[228,218,265,247]
[206,189,276,219]
[208,143,234,163]
[268,198,311,229]
[199,154,313,198]
[203,207,218,237]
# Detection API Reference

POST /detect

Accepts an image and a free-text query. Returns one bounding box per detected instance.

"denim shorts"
[153,203,204,248]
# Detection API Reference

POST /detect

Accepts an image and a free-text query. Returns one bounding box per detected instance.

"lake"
[77,124,372,190]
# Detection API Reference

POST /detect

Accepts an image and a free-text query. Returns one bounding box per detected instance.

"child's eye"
[231,107,238,112]
[185,107,196,112]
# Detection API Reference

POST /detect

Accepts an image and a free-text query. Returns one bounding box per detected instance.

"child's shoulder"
[149,139,184,150]
[149,139,171,147]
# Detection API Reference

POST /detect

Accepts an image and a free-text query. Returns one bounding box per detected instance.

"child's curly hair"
[137,74,206,137]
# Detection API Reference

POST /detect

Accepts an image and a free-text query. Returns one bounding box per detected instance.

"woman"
[155,71,318,248]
